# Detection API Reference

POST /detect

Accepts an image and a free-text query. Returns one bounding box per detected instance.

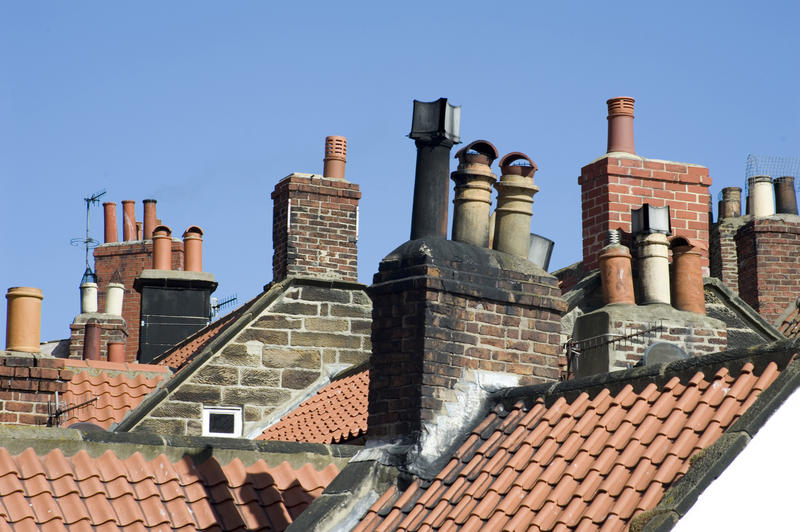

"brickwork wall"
[93,240,184,361]
[607,321,726,370]
[367,242,567,442]
[68,315,128,360]
[134,280,372,436]
[709,216,748,293]
[272,174,360,283]
[735,216,800,325]
[579,155,711,272]
[0,353,72,425]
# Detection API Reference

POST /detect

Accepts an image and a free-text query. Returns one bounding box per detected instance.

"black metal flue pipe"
[408,98,461,240]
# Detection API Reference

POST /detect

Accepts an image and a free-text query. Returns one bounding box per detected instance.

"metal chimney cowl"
[410,98,461,144]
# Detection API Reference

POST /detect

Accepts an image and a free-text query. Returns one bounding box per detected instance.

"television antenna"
[70,189,107,271]
[210,294,238,319]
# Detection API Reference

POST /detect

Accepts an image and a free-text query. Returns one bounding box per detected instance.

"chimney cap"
[143,198,157,204]
[632,204,671,236]
[499,152,537,177]
[607,96,635,117]
[410,98,461,144]
[183,225,204,238]
[455,140,498,166]
[153,225,171,237]
[80,267,98,285]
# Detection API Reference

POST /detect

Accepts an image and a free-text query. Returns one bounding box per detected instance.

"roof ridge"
[493,338,800,407]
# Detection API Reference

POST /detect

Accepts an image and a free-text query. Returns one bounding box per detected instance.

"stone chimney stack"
[579,96,711,272]
[271,136,360,282]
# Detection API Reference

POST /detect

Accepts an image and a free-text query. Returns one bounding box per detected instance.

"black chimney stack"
[409,98,461,240]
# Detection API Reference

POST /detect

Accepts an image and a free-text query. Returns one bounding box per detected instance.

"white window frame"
[202,406,242,438]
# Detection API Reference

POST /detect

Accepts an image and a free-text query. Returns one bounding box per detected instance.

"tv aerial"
[70,189,107,273]
[210,294,238,319]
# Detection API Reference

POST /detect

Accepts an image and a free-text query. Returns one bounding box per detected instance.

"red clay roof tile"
[0,448,338,531]
[59,360,169,430]
[355,359,783,531]
[257,367,368,444]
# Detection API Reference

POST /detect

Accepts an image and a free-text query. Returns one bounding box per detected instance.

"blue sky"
[2,2,799,342]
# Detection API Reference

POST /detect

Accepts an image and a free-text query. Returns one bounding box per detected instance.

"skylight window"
[202,406,242,438]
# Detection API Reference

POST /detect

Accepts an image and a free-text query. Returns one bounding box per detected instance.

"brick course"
[0,353,72,426]
[735,215,800,325]
[580,155,711,272]
[272,173,360,283]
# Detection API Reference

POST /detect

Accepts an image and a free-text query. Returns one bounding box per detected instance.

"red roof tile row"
[355,361,781,532]
[60,360,170,429]
[0,446,338,531]
[258,367,369,444]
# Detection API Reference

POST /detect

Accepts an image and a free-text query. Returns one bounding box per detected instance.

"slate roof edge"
[115,276,370,433]
[492,337,800,408]
[632,348,800,531]
[774,297,800,334]
[0,424,360,465]
[703,276,784,341]
[562,269,600,311]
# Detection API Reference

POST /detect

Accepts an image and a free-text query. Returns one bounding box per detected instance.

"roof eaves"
[632,346,800,531]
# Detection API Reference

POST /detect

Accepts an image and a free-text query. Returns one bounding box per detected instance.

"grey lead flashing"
[635,354,800,531]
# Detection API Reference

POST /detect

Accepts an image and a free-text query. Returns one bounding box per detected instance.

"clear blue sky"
[2,2,798,342]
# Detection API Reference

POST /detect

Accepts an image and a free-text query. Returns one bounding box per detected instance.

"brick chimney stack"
[579,97,712,272]
[271,136,360,282]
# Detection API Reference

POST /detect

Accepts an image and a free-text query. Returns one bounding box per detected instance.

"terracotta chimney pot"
[323,136,347,179]
[183,226,204,272]
[5,287,43,353]
[451,140,498,247]
[105,282,124,316]
[143,199,157,240]
[718,187,742,220]
[152,225,172,270]
[80,282,98,313]
[107,340,125,363]
[493,152,539,258]
[750,175,775,218]
[774,176,798,215]
[82,320,101,361]
[599,237,635,305]
[637,233,671,305]
[671,240,706,314]
[122,200,136,241]
[606,97,636,154]
[103,202,118,243]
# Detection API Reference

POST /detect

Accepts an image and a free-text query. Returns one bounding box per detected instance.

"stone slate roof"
[0,427,357,531]
[349,342,798,532]
[257,365,368,444]
[60,360,170,430]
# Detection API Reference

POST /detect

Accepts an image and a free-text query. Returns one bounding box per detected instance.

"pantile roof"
[60,360,170,429]
[257,366,369,444]
[0,428,352,531]
[354,353,788,532]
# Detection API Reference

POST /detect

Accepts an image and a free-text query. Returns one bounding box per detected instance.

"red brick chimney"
[93,198,183,362]
[580,97,712,272]
[271,136,360,282]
